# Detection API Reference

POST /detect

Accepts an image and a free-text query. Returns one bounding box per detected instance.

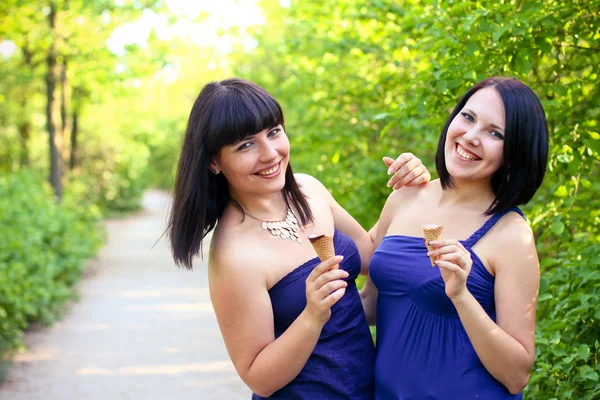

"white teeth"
[258,165,279,175]
[457,145,478,161]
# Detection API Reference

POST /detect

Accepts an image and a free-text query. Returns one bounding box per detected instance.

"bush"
[235,0,600,397]
[0,170,104,350]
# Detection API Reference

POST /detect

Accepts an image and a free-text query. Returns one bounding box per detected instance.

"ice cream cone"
[422,224,444,267]
[308,233,335,262]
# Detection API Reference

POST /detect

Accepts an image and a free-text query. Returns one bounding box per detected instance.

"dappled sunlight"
[183,376,245,387]
[160,347,181,354]
[75,361,235,376]
[73,323,111,331]
[120,287,210,298]
[77,367,114,376]
[123,302,214,312]
[13,348,57,363]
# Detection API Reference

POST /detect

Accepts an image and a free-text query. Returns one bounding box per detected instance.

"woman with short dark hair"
[168,78,430,399]
[362,77,548,399]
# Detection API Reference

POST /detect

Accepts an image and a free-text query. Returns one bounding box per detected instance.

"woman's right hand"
[304,255,349,325]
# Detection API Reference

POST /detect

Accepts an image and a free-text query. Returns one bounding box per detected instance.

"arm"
[383,153,431,190]
[359,189,399,324]
[209,247,349,397]
[302,153,431,274]
[360,275,378,325]
[427,216,539,394]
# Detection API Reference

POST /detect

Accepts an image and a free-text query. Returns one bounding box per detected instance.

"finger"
[389,157,424,188]
[315,280,348,300]
[307,255,344,283]
[426,244,462,257]
[392,165,424,189]
[435,260,463,273]
[321,287,346,308]
[313,268,350,289]
[382,156,395,168]
[427,239,462,248]
[404,170,431,187]
[436,253,468,267]
[385,153,413,175]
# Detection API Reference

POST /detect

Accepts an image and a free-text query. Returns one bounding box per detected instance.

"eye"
[490,130,505,140]
[236,141,253,151]
[461,112,475,123]
[267,127,281,137]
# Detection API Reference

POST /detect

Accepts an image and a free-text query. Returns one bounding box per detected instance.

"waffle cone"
[422,224,444,267]
[308,234,335,262]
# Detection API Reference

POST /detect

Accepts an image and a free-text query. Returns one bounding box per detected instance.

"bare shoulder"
[209,223,264,280]
[488,210,539,274]
[386,179,436,207]
[294,173,328,195]
[492,211,535,249]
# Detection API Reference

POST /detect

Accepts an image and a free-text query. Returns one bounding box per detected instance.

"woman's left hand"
[383,153,431,190]
[427,239,473,299]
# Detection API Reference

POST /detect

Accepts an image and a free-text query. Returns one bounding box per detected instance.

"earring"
[209,167,219,175]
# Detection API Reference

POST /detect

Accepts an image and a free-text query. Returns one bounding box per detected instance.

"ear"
[209,158,220,175]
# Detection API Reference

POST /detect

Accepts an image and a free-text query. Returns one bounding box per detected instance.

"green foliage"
[236,0,600,397]
[0,170,104,349]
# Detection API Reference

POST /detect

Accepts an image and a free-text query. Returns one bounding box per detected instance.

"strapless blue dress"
[369,208,524,399]
[252,229,375,399]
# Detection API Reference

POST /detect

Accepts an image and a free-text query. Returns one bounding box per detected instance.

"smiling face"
[211,124,290,200]
[444,87,506,185]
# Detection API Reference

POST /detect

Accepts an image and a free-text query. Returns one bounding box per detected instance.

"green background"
[1,1,598,398]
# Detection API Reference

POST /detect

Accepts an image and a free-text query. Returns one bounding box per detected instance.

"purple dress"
[369,208,524,399]
[253,229,375,399]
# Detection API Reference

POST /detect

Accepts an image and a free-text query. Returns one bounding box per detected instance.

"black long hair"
[168,78,313,269]
[435,77,549,215]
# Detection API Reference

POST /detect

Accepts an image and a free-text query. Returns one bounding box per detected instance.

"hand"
[383,153,431,190]
[427,239,472,299]
[304,255,349,325]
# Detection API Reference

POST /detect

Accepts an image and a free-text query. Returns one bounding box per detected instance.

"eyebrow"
[463,108,505,131]
[238,134,256,142]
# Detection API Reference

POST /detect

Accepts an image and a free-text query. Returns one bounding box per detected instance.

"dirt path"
[0,190,251,400]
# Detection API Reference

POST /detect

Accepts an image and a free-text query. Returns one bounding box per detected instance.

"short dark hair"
[435,77,549,215]
[168,78,313,269]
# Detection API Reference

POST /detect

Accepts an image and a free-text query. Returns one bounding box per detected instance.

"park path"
[0,190,251,400]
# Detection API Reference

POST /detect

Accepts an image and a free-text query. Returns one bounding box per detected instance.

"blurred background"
[0,0,598,398]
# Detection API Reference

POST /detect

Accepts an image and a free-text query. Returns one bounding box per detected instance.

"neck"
[229,190,288,221]
[437,178,496,211]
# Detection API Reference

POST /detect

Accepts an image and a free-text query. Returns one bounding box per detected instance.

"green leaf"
[554,185,568,198]
[372,112,389,121]
[436,80,448,92]
[578,365,599,381]
[514,52,533,74]
[538,293,553,302]
[492,26,509,42]
[539,277,549,294]
[578,344,590,361]
[331,152,341,164]
[379,121,395,139]
[551,221,565,236]
[557,154,573,163]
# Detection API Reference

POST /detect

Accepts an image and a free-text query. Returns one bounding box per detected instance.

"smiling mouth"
[456,144,481,161]
[256,162,281,176]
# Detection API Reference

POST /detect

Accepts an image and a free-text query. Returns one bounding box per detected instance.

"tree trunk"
[18,46,35,168]
[60,59,71,164]
[70,109,79,170]
[17,115,31,167]
[46,1,63,200]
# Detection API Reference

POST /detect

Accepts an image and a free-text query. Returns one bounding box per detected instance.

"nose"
[258,140,278,162]
[462,127,481,147]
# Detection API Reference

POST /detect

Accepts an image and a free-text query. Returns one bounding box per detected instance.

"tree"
[237,1,600,398]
